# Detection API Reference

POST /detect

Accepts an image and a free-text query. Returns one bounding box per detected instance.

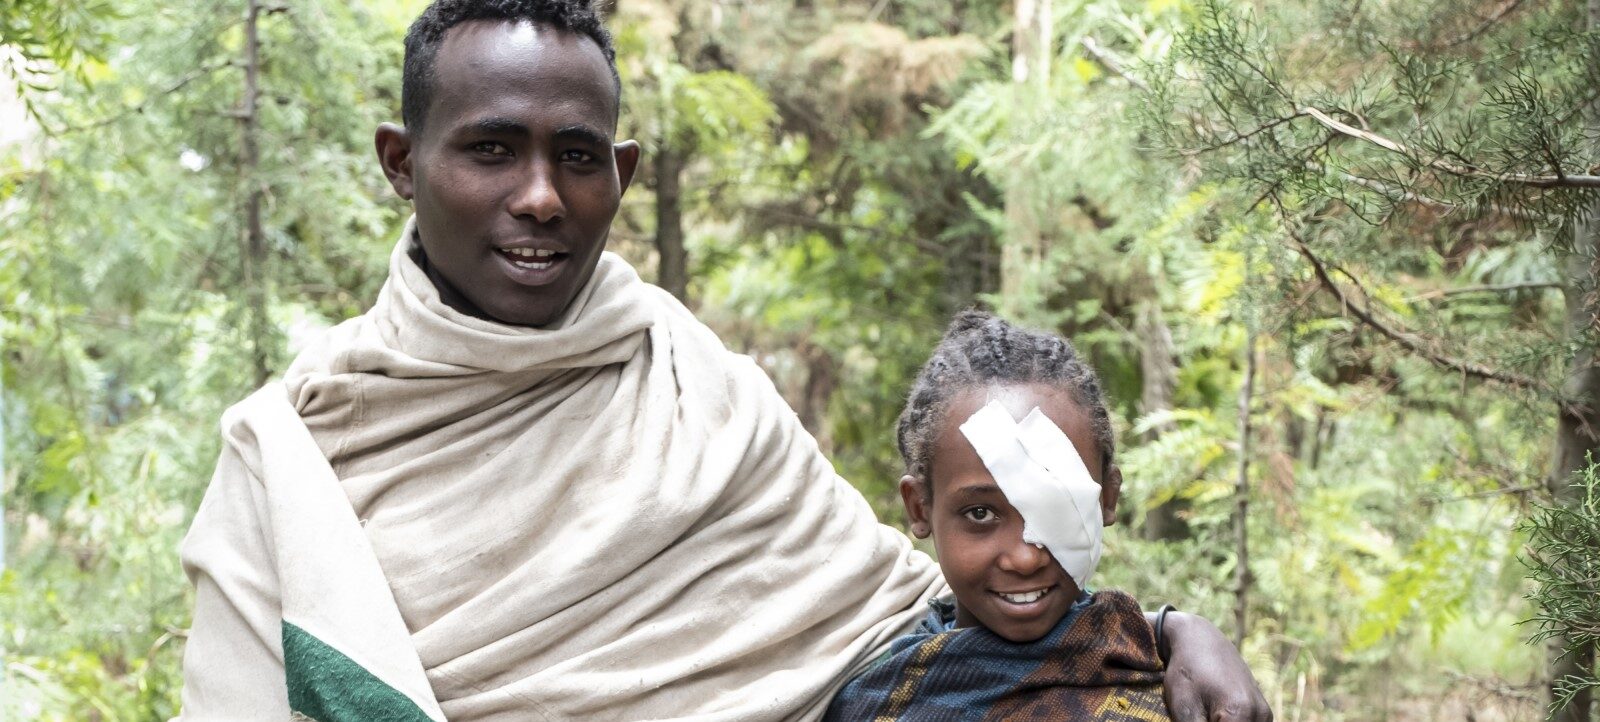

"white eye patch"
[958,399,1104,588]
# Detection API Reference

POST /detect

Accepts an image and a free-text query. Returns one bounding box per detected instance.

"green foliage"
[2,0,1583,719]
[1524,458,1600,717]
[2,0,414,717]
[0,0,115,103]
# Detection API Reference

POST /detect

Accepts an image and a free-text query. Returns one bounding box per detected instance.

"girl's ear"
[899,474,932,538]
[1100,464,1123,527]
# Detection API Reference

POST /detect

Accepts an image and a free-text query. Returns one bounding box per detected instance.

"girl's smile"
[900,382,1122,643]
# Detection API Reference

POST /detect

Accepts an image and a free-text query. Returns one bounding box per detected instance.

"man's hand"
[1158,611,1273,722]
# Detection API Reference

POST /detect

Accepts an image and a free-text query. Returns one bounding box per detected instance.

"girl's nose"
[997,537,1052,575]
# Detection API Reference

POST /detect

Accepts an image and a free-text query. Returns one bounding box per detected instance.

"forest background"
[4,0,1600,720]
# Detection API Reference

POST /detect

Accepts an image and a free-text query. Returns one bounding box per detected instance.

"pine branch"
[1432,0,1528,49]
[1302,106,1600,189]
[1324,164,1558,223]
[1272,200,1546,390]
[1435,483,1543,502]
[1188,110,1308,155]
[1407,281,1563,302]
[1079,36,1149,92]
[47,58,239,136]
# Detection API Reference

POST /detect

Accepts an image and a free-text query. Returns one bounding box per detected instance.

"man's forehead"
[429,19,618,122]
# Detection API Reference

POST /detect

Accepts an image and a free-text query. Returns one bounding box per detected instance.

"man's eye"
[471,142,511,156]
[560,149,595,163]
[963,507,997,523]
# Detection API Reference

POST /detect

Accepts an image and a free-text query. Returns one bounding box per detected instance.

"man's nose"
[508,161,566,224]
[997,536,1052,575]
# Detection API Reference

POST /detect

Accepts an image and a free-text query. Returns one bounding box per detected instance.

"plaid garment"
[824,589,1170,722]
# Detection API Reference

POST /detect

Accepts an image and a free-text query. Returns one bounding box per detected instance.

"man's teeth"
[998,588,1050,604]
[503,248,557,270]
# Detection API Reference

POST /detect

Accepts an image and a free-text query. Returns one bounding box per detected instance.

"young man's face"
[377,20,640,327]
[900,383,1122,643]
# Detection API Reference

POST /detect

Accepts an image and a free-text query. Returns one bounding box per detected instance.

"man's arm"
[177,445,291,720]
[1150,610,1273,722]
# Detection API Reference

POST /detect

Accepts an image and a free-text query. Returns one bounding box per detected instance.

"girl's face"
[899,382,1122,643]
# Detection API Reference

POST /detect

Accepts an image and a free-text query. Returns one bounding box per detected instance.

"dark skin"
[370,17,1268,722]
[375,20,640,327]
[902,383,1273,721]
[901,383,1121,643]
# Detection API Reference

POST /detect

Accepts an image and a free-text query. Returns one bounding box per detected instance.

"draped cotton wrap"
[178,221,946,721]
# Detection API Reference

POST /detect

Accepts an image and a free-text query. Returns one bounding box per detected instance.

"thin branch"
[1079,36,1150,91]
[1323,164,1558,223]
[47,58,239,136]
[1434,0,1527,49]
[1555,85,1600,127]
[1273,201,1546,390]
[750,206,988,263]
[865,0,892,23]
[1406,281,1563,302]
[1301,106,1600,188]
[1187,111,1308,156]
[1433,483,1543,503]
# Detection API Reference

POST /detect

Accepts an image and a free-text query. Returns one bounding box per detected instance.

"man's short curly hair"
[896,310,1116,493]
[402,0,620,134]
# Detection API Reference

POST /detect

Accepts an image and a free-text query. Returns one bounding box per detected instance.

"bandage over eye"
[958,399,1104,587]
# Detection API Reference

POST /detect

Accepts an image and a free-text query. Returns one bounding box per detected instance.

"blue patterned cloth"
[824,590,1169,721]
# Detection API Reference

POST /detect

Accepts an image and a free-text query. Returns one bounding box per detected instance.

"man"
[178,1,1272,720]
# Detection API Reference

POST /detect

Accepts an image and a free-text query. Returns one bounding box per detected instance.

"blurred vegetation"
[2,0,1598,720]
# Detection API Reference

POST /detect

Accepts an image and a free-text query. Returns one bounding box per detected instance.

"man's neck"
[411,242,494,323]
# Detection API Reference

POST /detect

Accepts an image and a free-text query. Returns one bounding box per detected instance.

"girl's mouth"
[994,586,1054,605]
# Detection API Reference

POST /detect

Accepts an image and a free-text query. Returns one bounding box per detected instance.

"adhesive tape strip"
[959,399,1103,587]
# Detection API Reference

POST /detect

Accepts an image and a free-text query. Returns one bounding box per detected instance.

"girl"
[826,310,1172,721]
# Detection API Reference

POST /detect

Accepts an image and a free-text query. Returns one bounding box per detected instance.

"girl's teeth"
[504,248,557,258]
[512,260,554,270]
[999,589,1049,604]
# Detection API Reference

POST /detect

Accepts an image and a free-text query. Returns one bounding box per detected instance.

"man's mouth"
[493,245,571,287]
[498,247,565,270]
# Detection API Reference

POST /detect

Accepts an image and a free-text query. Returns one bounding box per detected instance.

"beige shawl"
[179,222,944,721]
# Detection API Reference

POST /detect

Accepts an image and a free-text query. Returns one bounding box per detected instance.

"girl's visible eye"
[962,506,998,524]
[471,141,511,157]
[560,149,595,163]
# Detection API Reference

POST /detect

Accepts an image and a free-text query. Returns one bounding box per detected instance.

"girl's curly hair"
[896,310,1115,491]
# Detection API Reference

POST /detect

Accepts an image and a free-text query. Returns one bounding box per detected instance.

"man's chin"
[478,298,565,328]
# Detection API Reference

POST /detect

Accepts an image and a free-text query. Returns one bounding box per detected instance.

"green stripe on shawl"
[282,621,434,722]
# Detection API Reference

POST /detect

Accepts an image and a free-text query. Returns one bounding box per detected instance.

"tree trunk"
[653,142,689,302]
[242,0,269,386]
[1010,0,1051,91]
[1137,300,1190,541]
[1547,196,1600,722]
[1547,4,1600,720]
[797,342,839,453]
[1000,0,1051,314]
[1233,333,1255,648]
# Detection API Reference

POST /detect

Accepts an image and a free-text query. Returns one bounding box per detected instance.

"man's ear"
[375,122,415,201]
[1100,464,1123,527]
[899,474,932,539]
[613,139,641,194]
